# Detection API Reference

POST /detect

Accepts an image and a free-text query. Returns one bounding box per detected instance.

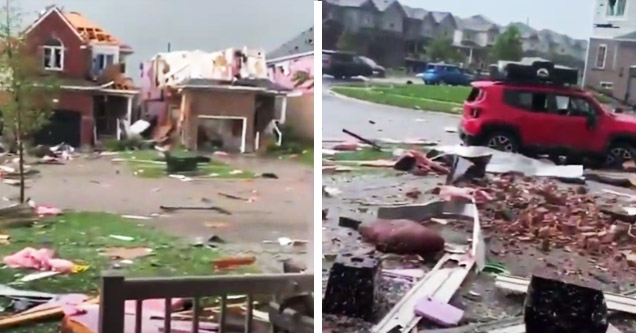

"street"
[322,79,460,144]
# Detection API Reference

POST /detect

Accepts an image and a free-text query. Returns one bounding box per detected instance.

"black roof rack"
[488,59,579,86]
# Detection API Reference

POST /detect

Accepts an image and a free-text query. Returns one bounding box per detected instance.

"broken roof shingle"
[63,11,123,46]
[267,26,314,60]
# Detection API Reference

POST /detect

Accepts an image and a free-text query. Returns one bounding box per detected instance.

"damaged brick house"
[139,48,290,153]
[22,6,138,147]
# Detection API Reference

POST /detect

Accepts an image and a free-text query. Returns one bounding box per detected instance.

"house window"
[607,0,627,17]
[596,44,607,69]
[93,53,115,75]
[43,39,63,71]
[600,81,614,90]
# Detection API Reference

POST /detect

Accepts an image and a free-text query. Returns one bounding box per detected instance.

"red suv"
[460,80,636,167]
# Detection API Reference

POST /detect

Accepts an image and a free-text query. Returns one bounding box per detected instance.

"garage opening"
[33,110,81,147]
[196,116,246,153]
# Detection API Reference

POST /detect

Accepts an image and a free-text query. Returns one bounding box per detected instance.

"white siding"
[593,0,636,38]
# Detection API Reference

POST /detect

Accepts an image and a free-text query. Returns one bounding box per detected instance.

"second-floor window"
[607,0,627,17]
[596,44,608,69]
[43,39,63,71]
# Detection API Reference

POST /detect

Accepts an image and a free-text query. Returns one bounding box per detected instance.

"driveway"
[0,154,314,274]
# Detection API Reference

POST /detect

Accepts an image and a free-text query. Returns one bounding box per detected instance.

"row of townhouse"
[11,6,309,153]
[323,0,587,68]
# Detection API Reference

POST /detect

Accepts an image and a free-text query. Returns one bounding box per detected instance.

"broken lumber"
[372,253,475,333]
[159,205,231,215]
[342,129,382,151]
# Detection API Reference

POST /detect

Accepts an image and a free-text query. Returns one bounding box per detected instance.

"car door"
[502,89,562,148]
[551,94,603,152]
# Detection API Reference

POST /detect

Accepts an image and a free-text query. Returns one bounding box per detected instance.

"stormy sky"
[16,0,314,79]
[400,0,595,40]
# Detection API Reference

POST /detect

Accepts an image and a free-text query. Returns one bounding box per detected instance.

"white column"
[240,118,247,153]
[280,96,288,124]
[468,48,474,66]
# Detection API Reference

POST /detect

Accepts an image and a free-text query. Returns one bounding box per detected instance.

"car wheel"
[604,143,636,168]
[483,132,519,153]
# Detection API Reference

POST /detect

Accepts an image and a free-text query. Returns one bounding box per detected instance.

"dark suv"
[459,61,636,167]
[323,50,373,79]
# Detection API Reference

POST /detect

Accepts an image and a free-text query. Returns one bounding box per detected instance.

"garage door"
[34,110,82,147]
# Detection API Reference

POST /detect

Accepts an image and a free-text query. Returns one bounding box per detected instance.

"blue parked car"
[417,63,472,86]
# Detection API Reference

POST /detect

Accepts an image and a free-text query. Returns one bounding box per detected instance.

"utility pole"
[167,42,171,52]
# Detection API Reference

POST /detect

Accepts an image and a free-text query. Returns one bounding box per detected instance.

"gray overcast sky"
[18,0,314,79]
[400,0,595,40]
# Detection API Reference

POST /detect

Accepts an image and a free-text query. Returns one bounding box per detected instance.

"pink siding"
[268,54,314,93]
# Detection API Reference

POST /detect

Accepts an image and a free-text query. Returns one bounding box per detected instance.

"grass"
[331,84,468,114]
[120,150,255,179]
[1,212,239,332]
[328,148,393,161]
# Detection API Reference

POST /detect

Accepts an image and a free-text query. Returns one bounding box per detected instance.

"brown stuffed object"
[359,219,445,256]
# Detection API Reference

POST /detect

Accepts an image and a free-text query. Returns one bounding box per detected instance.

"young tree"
[426,37,462,63]
[0,0,59,202]
[491,26,523,62]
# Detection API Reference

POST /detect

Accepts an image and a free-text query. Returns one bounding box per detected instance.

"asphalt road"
[322,79,461,145]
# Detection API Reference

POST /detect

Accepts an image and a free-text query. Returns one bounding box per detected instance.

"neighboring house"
[585,0,636,104]
[371,0,405,33]
[323,0,378,33]
[453,15,499,68]
[430,12,457,39]
[267,27,314,140]
[140,48,289,153]
[23,6,137,147]
[507,22,542,53]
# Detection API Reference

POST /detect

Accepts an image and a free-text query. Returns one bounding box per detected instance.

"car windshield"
[360,57,377,66]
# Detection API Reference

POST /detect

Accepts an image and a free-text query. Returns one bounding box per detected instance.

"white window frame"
[606,0,628,19]
[43,45,64,71]
[600,81,614,90]
[596,44,608,69]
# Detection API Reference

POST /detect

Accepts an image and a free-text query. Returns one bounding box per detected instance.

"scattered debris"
[218,192,250,201]
[159,205,231,215]
[3,247,76,273]
[121,215,151,220]
[342,128,382,151]
[359,219,445,256]
[212,255,256,270]
[102,247,153,260]
[324,254,379,320]
[323,186,342,197]
[339,216,362,230]
[261,172,279,179]
[109,234,134,241]
[19,271,61,282]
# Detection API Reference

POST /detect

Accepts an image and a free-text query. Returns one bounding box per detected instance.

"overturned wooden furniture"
[97,272,313,333]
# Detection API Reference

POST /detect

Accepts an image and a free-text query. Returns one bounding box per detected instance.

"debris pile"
[480,175,636,265]
[323,140,636,332]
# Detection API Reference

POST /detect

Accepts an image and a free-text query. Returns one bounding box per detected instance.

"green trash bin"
[165,151,199,173]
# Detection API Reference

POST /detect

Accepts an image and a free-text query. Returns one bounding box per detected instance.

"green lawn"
[331,84,469,114]
[120,150,255,179]
[328,148,393,161]
[1,212,237,332]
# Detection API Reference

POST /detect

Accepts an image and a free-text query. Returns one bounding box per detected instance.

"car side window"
[564,96,596,117]
[503,90,548,113]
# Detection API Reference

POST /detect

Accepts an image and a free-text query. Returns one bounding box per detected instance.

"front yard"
[1,212,236,332]
[331,84,470,114]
